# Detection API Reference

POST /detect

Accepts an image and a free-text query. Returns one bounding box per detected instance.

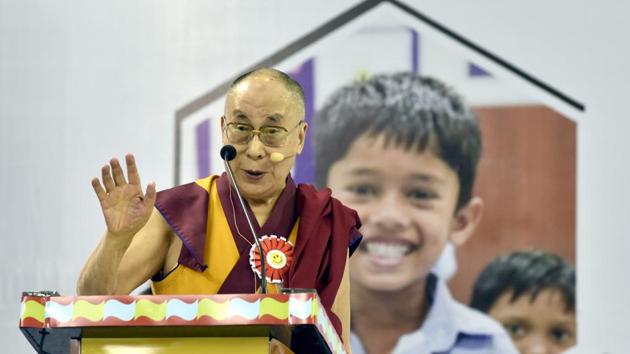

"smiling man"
[314,73,518,354]
[76,68,361,349]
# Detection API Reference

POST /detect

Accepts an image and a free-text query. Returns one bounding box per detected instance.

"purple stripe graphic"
[469,62,491,77]
[410,28,419,73]
[196,119,211,178]
[290,58,315,185]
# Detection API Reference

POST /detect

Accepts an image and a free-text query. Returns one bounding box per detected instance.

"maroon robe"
[154,173,362,337]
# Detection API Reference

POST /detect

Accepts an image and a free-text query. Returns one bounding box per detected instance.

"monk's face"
[222,75,307,204]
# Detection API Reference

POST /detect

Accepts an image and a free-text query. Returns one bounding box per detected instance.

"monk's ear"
[449,197,484,246]
[296,122,308,155]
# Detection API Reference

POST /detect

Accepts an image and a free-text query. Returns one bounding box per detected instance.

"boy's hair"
[470,250,575,313]
[314,72,482,210]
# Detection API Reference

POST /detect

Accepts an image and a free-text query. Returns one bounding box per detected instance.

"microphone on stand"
[219,145,268,294]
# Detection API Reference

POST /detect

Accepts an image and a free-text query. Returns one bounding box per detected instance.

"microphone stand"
[221,147,268,294]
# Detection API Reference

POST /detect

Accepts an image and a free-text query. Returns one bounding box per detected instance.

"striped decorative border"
[20,293,345,354]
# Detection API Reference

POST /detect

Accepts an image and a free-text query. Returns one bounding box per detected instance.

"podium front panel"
[82,337,268,354]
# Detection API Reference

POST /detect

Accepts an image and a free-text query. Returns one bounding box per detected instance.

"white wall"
[1,1,627,352]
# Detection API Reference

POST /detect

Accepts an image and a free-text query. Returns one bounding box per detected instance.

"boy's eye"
[503,322,527,339]
[347,184,377,197]
[549,327,572,343]
[406,188,436,202]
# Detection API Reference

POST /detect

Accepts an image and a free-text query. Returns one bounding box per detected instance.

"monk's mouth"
[243,170,266,179]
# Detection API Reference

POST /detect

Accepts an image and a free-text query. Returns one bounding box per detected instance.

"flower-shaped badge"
[249,235,294,284]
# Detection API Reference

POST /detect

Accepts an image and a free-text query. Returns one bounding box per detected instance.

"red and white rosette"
[249,235,294,284]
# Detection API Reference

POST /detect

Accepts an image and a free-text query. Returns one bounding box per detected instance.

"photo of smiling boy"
[470,250,576,354]
[314,73,517,354]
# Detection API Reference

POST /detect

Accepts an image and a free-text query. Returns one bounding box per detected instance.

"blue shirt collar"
[351,273,507,354]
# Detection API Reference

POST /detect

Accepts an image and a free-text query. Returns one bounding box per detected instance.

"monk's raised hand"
[91,154,156,238]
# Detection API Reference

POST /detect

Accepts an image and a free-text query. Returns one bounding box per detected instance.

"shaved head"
[227,68,305,118]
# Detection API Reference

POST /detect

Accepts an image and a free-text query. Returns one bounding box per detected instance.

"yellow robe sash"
[152,175,298,295]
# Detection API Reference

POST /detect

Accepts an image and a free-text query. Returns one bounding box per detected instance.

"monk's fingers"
[125,154,141,186]
[101,165,116,192]
[110,158,127,186]
[91,177,107,203]
[143,182,156,207]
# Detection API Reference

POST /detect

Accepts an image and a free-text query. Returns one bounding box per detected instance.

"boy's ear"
[449,196,484,246]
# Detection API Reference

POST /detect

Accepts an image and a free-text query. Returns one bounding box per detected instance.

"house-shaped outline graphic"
[173,0,584,184]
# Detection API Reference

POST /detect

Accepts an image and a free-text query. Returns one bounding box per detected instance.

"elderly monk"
[77,68,361,350]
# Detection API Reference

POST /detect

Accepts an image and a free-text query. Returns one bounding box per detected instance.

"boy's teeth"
[365,243,410,258]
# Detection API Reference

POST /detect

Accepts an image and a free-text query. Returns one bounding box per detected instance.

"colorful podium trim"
[20,293,345,354]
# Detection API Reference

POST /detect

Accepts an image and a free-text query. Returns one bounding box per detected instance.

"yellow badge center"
[266,250,287,269]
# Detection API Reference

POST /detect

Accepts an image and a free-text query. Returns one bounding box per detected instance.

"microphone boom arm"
[221,150,268,294]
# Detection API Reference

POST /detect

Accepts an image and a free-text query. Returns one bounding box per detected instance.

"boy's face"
[327,134,481,292]
[488,289,576,354]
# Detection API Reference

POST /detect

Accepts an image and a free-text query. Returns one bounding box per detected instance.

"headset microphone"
[270,152,285,162]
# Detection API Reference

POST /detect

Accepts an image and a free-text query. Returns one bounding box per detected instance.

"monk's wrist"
[103,231,134,252]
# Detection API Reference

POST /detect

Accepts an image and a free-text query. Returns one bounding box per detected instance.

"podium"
[20,291,346,354]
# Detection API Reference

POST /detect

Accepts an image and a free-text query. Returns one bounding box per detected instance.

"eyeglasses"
[224,121,303,148]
